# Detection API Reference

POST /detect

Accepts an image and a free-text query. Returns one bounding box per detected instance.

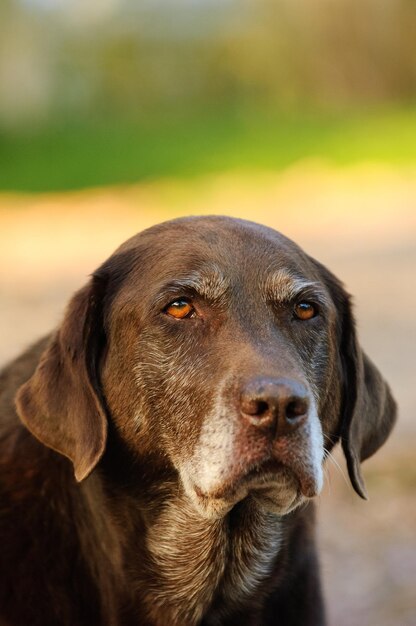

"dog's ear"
[339,301,397,499]
[15,275,108,482]
[312,259,397,499]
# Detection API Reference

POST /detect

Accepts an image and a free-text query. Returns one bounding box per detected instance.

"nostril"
[254,400,269,417]
[285,399,308,422]
[241,398,270,417]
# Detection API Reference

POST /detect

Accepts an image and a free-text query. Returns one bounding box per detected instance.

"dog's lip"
[244,450,322,499]
[240,458,320,499]
[194,458,293,501]
[240,458,285,487]
[192,459,277,501]
[193,456,319,502]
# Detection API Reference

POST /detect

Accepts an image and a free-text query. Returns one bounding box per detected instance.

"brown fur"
[0,216,396,625]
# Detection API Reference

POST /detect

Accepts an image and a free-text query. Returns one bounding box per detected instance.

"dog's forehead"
[105,217,323,312]
[120,217,314,279]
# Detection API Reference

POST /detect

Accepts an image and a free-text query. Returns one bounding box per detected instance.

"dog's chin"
[182,470,306,520]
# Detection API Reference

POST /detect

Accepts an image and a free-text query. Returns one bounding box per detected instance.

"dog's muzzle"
[180,376,324,518]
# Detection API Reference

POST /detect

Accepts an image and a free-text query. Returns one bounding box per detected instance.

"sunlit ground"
[1,162,415,625]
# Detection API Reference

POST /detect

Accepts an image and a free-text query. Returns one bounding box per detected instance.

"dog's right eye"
[164,299,195,319]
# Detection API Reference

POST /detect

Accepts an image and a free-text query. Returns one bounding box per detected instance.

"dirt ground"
[1,162,415,625]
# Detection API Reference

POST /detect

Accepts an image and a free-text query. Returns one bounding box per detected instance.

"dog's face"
[16,217,396,519]
[103,219,339,518]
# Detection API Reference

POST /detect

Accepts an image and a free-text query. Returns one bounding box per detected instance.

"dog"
[0,216,396,626]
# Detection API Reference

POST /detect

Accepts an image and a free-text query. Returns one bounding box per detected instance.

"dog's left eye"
[164,299,195,319]
[293,302,317,321]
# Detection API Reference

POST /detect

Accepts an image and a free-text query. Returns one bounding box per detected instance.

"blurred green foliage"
[1,0,415,191]
[1,107,415,192]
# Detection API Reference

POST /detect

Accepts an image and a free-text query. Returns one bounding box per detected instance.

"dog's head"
[15,217,396,518]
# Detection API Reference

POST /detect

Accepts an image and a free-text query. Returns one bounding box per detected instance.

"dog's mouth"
[200,459,286,498]
[237,457,320,498]
[185,455,321,519]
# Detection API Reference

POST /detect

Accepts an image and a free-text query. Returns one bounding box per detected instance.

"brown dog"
[0,216,396,626]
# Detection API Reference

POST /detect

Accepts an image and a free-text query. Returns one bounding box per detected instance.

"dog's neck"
[92,451,284,625]
[138,489,283,626]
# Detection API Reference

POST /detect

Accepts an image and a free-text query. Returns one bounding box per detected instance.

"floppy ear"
[312,259,397,499]
[339,302,397,499]
[15,276,108,482]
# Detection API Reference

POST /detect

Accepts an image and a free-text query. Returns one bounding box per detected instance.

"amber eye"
[164,299,195,319]
[294,302,317,321]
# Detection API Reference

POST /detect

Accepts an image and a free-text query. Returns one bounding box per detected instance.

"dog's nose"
[240,377,309,436]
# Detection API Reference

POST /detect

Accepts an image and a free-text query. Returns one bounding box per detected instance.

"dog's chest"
[144,498,282,625]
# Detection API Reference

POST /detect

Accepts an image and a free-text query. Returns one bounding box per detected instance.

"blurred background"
[0,1,415,624]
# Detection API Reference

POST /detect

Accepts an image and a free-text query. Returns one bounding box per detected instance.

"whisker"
[322,456,332,496]
[324,449,350,489]
[322,432,337,446]
[322,430,348,445]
